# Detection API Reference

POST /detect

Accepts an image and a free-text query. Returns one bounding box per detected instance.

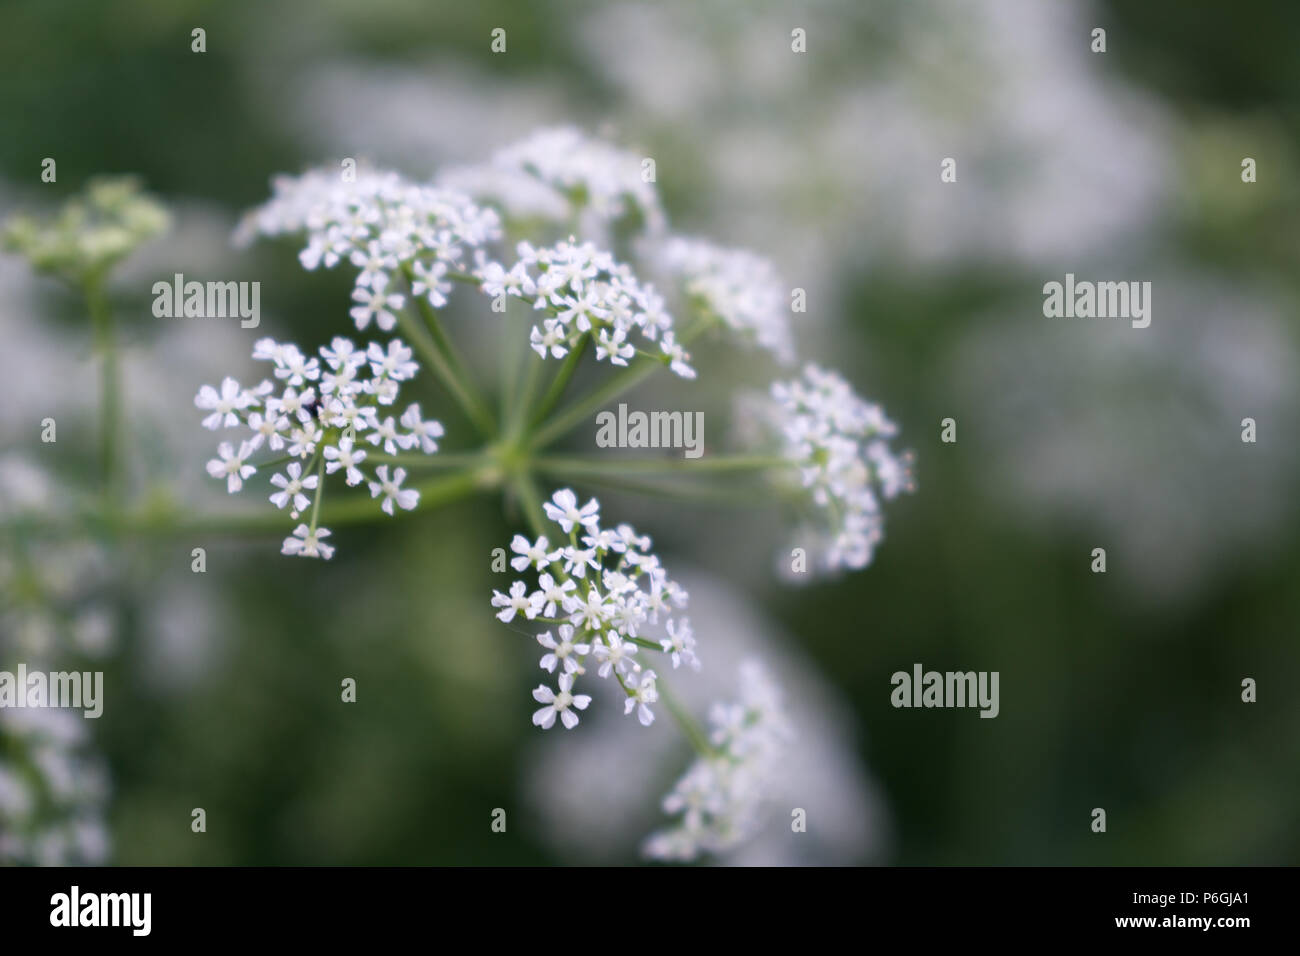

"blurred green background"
[1,0,1297,865]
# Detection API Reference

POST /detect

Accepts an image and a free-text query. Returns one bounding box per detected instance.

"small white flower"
[281,523,334,559]
[368,465,419,516]
[532,572,577,618]
[271,344,320,386]
[595,326,634,366]
[367,339,419,381]
[269,386,315,423]
[537,624,591,675]
[592,631,637,678]
[288,421,322,458]
[320,336,367,370]
[269,461,318,515]
[660,331,696,380]
[570,587,612,631]
[509,534,558,572]
[195,377,253,429]
[246,410,289,451]
[323,436,367,486]
[400,404,444,453]
[661,618,700,671]
[531,672,591,730]
[349,284,405,332]
[543,488,600,534]
[205,440,256,493]
[365,416,409,455]
[624,669,659,726]
[492,581,540,623]
[530,318,569,360]
[350,240,398,289]
[411,258,450,307]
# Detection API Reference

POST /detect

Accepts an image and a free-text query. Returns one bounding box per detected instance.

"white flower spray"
[219,128,914,859]
[4,131,914,864]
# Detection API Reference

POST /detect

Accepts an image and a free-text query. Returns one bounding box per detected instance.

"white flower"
[349,284,405,332]
[592,631,637,678]
[281,524,334,560]
[195,377,254,429]
[476,237,695,378]
[659,237,795,364]
[532,572,577,618]
[269,461,318,515]
[661,618,700,671]
[570,587,612,632]
[746,364,914,575]
[537,624,591,675]
[269,344,320,386]
[246,410,289,451]
[400,404,444,453]
[595,326,634,366]
[660,331,696,380]
[234,164,500,312]
[531,672,592,730]
[350,240,398,289]
[368,465,418,516]
[490,489,692,731]
[492,581,539,623]
[367,339,419,381]
[510,534,557,572]
[439,126,666,239]
[543,488,600,534]
[411,259,450,307]
[644,661,791,861]
[268,385,315,423]
[205,440,256,493]
[323,436,367,486]
[288,421,322,458]
[321,335,367,371]
[530,318,568,359]
[624,669,659,726]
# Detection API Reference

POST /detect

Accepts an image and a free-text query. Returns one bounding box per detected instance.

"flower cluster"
[643,660,791,861]
[0,707,111,866]
[753,364,914,574]
[234,165,502,326]
[477,237,695,378]
[491,489,694,731]
[660,237,795,365]
[196,335,443,558]
[2,176,168,286]
[440,126,666,239]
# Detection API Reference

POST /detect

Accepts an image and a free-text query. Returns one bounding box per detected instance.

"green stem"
[659,682,714,758]
[529,334,589,429]
[86,278,122,505]
[325,467,497,524]
[530,468,772,506]
[509,471,549,539]
[365,452,486,469]
[530,315,714,451]
[394,307,494,437]
[535,454,788,476]
[529,356,662,450]
[507,350,546,441]
[309,455,326,530]
[403,268,496,436]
